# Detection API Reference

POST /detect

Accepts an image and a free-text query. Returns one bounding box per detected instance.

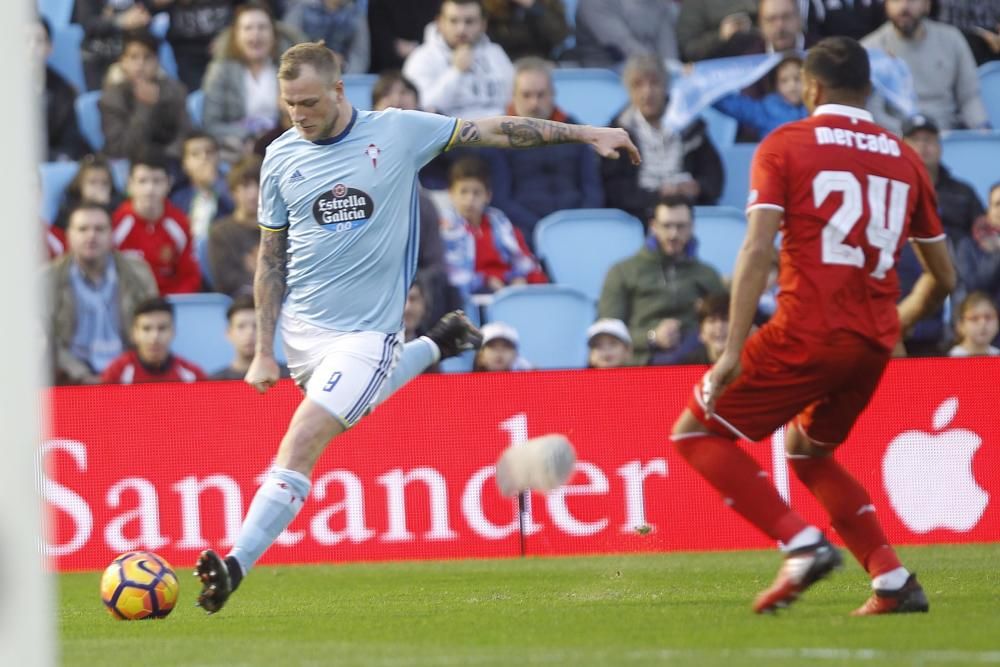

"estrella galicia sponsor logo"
[312,183,375,231]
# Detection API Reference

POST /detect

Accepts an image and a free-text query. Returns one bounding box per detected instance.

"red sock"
[790,456,901,577]
[672,433,807,543]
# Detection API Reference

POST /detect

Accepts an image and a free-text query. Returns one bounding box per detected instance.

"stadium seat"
[342,73,378,109]
[552,68,628,127]
[196,237,212,290]
[977,61,1000,133]
[700,106,738,150]
[718,142,758,209]
[167,293,233,374]
[533,208,645,302]
[693,206,747,276]
[39,161,79,223]
[941,130,1000,206]
[48,23,86,92]
[38,0,75,28]
[486,285,596,370]
[187,90,204,128]
[562,0,578,24]
[159,40,178,79]
[75,90,104,151]
[110,158,130,192]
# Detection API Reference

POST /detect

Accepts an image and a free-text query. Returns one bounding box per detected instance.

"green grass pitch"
[60,544,1000,667]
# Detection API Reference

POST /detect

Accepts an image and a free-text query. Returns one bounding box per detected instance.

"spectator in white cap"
[474,322,533,371]
[586,318,633,369]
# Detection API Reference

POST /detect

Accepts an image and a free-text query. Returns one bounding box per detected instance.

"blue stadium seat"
[187,90,204,128]
[693,206,747,276]
[941,130,1000,206]
[167,293,233,374]
[563,0,578,25]
[110,158,130,192]
[438,299,481,373]
[718,142,758,209]
[38,0,75,29]
[75,90,104,151]
[700,106,738,150]
[552,68,628,127]
[159,40,178,79]
[486,285,596,369]
[196,237,213,290]
[39,161,79,223]
[978,61,1000,132]
[342,73,378,109]
[533,208,644,302]
[48,23,86,92]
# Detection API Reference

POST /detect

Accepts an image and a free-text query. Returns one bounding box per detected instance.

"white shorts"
[281,317,402,427]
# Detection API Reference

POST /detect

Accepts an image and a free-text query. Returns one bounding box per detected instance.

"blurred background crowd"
[35,0,1000,384]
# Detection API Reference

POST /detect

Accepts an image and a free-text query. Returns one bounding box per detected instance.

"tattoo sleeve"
[454,117,583,150]
[254,227,288,356]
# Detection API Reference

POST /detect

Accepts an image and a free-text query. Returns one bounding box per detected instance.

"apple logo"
[882,397,989,533]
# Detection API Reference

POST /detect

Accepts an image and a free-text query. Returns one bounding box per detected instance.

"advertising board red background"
[44,358,1000,571]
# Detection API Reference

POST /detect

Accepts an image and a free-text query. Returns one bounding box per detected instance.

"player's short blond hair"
[278,41,342,84]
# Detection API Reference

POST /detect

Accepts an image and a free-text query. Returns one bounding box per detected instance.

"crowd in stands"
[38,0,1000,385]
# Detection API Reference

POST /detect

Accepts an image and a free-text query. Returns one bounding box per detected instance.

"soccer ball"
[100,551,179,620]
[495,434,577,497]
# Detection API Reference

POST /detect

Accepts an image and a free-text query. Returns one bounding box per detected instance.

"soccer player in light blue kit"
[195,41,640,612]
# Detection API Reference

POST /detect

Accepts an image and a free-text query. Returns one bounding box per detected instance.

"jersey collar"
[813,104,874,123]
[312,107,358,145]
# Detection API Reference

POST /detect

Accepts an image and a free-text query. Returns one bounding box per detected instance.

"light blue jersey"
[259,108,460,333]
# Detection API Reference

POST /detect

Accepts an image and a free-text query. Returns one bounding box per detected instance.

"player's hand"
[590,127,641,165]
[245,355,281,394]
[701,350,741,417]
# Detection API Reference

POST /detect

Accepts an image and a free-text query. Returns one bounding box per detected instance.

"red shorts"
[688,324,891,444]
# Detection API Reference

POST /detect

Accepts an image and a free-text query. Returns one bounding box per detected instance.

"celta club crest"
[332,183,348,198]
[365,143,380,168]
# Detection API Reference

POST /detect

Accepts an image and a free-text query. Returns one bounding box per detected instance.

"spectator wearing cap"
[678,292,730,365]
[586,318,633,369]
[862,0,989,133]
[574,0,679,68]
[598,196,725,366]
[100,30,191,162]
[603,54,724,222]
[485,57,604,242]
[902,114,984,241]
[473,322,533,371]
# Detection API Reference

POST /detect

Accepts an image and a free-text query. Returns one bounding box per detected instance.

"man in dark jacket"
[602,54,723,223]
[34,17,86,161]
[486,57,603,243]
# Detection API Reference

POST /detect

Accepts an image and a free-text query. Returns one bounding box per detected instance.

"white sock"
[780,525,823,553]
[370,337,438,409]
[872,566,910,591]
[228,467,311,575]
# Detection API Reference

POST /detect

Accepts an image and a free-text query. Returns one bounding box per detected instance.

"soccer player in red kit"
[670,36,957,615]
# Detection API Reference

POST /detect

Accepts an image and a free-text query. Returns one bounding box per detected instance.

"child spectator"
[53,154,123,230]
[680,292,730,365]
[586,318,633,369]
[473,322,533,371]
[102,297,206,383]
[713,55,808,139]
[100,29,191,162]
[208,155,263,297]
[170,132,235,243]
[113,150,202,295]
[440,157,547,298]
[212,295,290,380]
[283,0,370,73]
[949,292,1000,357]
[956,182,1000,304]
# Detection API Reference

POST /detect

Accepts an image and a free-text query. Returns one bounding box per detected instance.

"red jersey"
[101,350,206,384]
[748,104,945,351]
[112,200,202,295]
[45,222,65,259]
[471,214,547,286]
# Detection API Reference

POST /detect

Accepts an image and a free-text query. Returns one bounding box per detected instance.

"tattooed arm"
[452,116,641,164]
[245,226,288,393]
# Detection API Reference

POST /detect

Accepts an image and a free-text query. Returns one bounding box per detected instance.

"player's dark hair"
[803,36,871,95]
[371,71,419,108]
[133,297,174,323]
[448,157,492,189]
[226,294,255,322]
[226,155,262,192]
[121,29,159,57]
[129,147,171,176]
[697,292,731,323]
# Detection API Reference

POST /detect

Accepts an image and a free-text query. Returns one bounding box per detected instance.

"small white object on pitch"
[495,434,577,497]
